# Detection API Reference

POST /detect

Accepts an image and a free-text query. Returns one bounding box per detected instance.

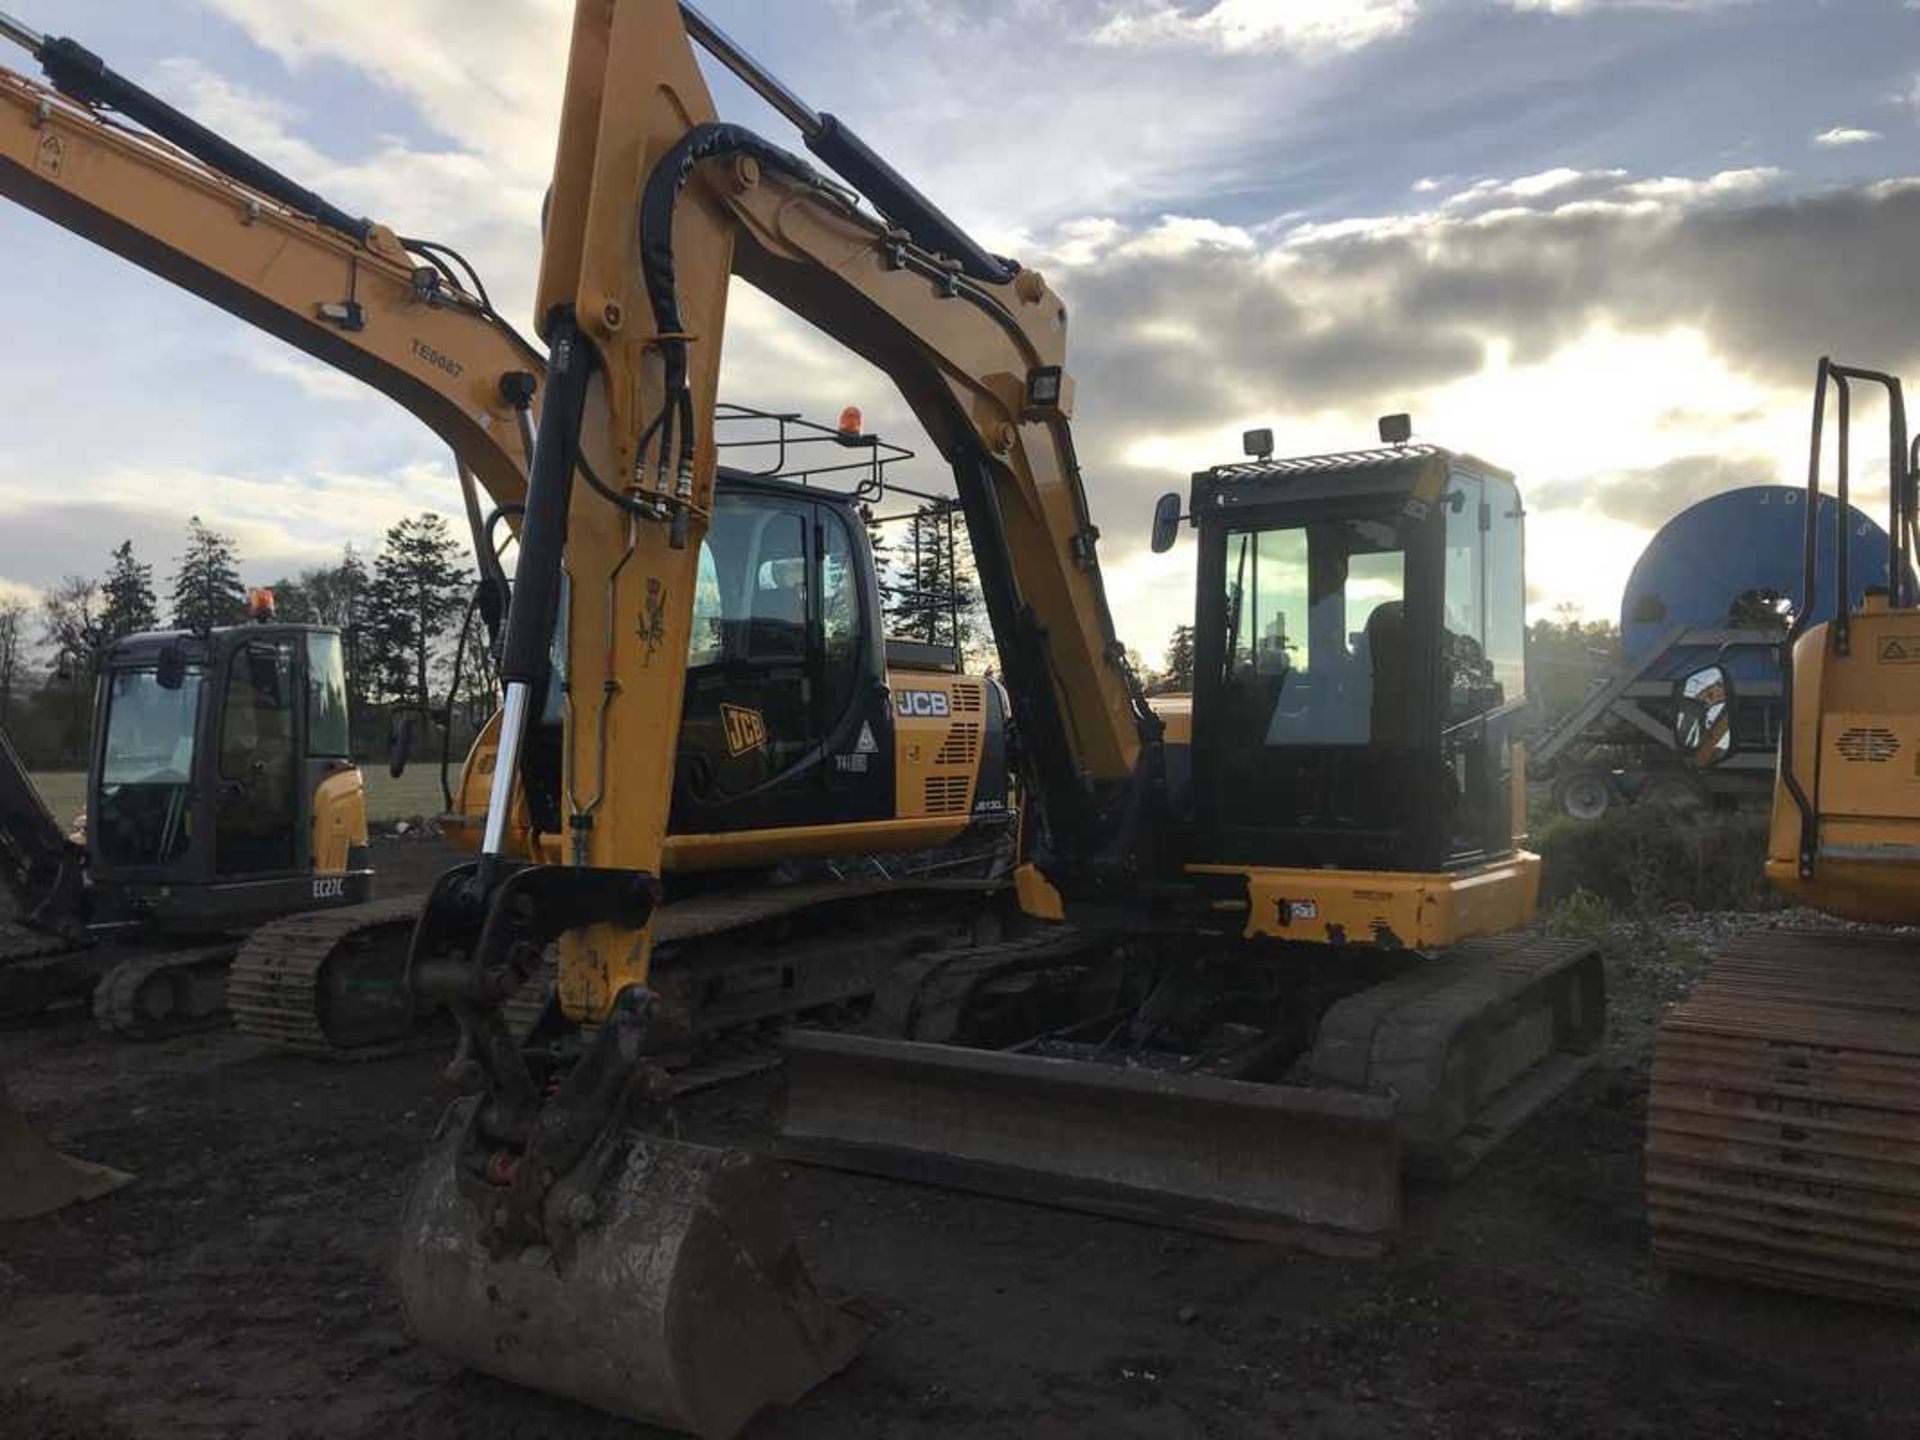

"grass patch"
[1535,804,1772,916]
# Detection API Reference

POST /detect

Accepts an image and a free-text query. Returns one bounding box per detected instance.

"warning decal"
[1879,637,1920,663]
[855,722,879,754]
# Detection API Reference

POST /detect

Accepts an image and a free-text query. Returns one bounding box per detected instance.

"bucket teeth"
[395,1099,865,1437]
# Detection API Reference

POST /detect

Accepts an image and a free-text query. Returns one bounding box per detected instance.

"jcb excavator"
[7,4,1603,1431]
[1648,358,1920,1306]
[0,20,1013,1062]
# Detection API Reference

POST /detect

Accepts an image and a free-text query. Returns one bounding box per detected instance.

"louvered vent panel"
[1836,727,1900,763]
[924,775,971,815]
[952,683,984,714]
[935,721,982,767]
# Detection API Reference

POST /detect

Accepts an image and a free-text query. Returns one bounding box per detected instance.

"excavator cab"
[1182,443,1534,944]
[84,624,371,931]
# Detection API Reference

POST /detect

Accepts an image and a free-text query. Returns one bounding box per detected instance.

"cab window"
[305,632,351,757]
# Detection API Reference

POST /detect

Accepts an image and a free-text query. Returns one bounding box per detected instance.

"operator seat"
[1366,601,1409,746]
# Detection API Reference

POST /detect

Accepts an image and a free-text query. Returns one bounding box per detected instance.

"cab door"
[672,487,891,833]
[213,636,301,876]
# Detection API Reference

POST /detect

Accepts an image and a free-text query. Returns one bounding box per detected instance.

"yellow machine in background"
[1649,358,1920,1305]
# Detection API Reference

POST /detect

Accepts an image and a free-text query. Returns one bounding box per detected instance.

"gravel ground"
[5,909,1918,1439]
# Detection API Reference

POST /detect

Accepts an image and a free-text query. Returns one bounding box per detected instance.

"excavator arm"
[503,0,1158,985]
[0,32,539,513]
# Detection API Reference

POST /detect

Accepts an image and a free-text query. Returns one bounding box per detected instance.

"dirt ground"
[4,859,1917,1439]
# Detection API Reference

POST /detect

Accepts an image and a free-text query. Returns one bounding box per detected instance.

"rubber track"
[1647,927,1920,1306]
[233,878,1003,1062]
[228,895,427,1059]
[93,945,235,1039]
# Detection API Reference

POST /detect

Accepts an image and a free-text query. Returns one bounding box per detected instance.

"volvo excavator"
[6,5,1603,1432]
[1648,359,1920,1306]
[0,615,376,1037]
[0,21,1014,1065]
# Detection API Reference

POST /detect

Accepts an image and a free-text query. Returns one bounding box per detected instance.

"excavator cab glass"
[1189,446,1527,873]
[671,477,891,833]
[96,661,203,867]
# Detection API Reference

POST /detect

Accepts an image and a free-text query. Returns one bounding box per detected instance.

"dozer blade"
[0,1076,131,1221]
[394,1100,866,1438]
[782,1031,1402,1253]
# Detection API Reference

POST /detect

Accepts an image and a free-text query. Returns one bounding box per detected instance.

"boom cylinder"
[482,312,592,861]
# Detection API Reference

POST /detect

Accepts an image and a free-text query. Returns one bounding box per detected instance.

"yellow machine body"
[309,768,370,878]
[1766,597,1920,921]
[444,666,1008,874]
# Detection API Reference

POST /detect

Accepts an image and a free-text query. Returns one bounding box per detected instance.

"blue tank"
[1619,485,1898,682]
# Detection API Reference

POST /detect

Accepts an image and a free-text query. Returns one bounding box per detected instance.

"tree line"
[2,512,479,767]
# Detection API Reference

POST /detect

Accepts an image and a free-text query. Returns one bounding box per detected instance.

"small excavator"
[6,5,1605,1433]
[0,611,374,1036]
[1648,358,1920,1306]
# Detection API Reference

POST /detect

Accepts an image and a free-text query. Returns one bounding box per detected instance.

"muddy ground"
[4,848,1916,1439]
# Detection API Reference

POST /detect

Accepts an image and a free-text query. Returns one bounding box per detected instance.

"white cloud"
[1092,0,1419,55]
[1502,0,1745,12]
[1814,126,1883,147]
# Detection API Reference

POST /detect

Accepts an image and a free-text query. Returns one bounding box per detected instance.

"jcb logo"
[894,690,951,718]
[721,704,769,756]
[312,876,346,901]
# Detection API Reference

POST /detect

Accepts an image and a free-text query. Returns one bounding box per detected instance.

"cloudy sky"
[1,0,1917,663]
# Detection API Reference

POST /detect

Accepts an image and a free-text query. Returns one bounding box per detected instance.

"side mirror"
[156,644,187,691]
[1150,492,1183,554]
[1673,664,1734,768]
[388,712,417,779]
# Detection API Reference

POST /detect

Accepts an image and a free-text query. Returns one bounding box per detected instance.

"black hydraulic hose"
[28,33,373,245]
[439,585,486,812]
[501,312,593,689]
[638,122,822,341]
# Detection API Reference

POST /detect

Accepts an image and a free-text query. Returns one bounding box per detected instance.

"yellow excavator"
[367,4,1586,1433]
[0,19,1014,1063]
[7,4,1604,1432]
[1648,358,1920,1306]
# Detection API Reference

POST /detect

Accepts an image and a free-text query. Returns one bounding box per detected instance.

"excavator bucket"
[394,1101,866,1438]
[0,1075,131,1221]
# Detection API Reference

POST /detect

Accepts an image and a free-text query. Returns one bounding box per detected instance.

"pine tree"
[859,502,896,619]
[1162,623,1195,691]
[368,514,470,706]
[169,516,246,632]
[41,576,105,677]
[308,546,373,708]
[889,502,982,652]
[40,577,105,763]
[0,597,25,723]
[99,540,159,640]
